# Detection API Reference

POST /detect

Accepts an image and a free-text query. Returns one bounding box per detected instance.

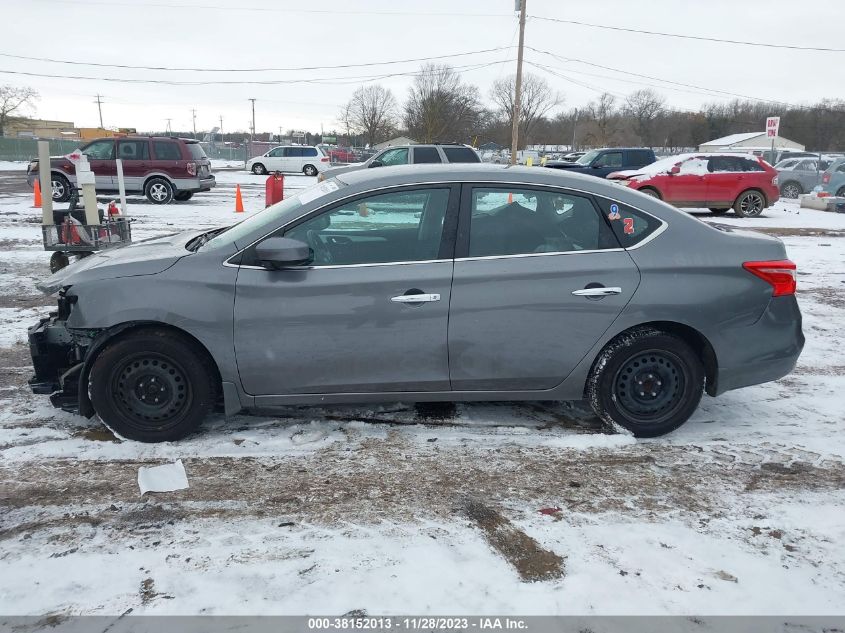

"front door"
[234,185,459,395]
[448,185,640,391]
[664,156,709,205]
[264,147,286,171]
[81,139,117,190]
[590,150,624,177]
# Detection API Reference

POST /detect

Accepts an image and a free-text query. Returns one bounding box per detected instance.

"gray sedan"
[775,157,829,198]
[28,164,804,442]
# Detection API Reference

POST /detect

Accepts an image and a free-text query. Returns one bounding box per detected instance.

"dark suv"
[545,148,656,178]
[319,143,480,181]
[27,136,215,204]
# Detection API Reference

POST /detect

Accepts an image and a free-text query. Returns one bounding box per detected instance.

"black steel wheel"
[89,329,218,442]
[587,328,704,437]
[733,190,766,217]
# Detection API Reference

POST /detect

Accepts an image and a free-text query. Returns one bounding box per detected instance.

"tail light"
[822,173,831,184]
[186,162,197,176]
[321,157,329,162]
[772,175,778,186]
[743,260,797,297]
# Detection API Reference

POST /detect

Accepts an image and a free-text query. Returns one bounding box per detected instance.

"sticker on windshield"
[298,180,340,205]
[608,203,621,220]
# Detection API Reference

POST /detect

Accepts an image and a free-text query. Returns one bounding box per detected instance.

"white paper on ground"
[138,459,189,495]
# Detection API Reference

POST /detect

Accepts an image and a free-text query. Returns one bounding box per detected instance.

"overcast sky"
[2,0,841,135]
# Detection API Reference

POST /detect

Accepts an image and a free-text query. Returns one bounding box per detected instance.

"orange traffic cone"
[507,192,513,203]
[33,178,42,208]
[234,184,244,213]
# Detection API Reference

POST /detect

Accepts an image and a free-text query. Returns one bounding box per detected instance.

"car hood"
[37,230,206,294]
[546,162,582,169]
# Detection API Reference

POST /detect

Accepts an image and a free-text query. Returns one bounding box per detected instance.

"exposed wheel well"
[637,186,662,199]
[143,175,174,190]
[79,322,223,416]
[589,321,718,397]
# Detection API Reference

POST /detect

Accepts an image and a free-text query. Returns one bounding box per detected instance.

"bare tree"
[624,88,666,147]
[587,92,618,146]
[404,64,481,143]
[0,85,39,137]
[490,73,561,148]
[340,85,398,147]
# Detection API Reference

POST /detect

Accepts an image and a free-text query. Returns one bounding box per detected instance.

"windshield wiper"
[186,227,228,252]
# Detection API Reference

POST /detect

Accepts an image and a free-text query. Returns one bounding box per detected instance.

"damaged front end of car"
[28,287,101,417]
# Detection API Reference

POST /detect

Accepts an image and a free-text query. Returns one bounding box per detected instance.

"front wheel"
[639,188,661,199]
[303,164,318,176]
[780,182,802,199]
[586,328,704,438]
[89,329,218,442]
[51,174,72,202]
[836,187,845,198]
[145,177,175,204]
[733,190,766,218]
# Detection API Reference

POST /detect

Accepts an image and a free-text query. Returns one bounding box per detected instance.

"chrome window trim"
[454,248,624,263]
[222,179,669,269]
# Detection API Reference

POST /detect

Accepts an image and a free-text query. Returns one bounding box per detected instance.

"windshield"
[575,150,600,165]
[201,178,345,251]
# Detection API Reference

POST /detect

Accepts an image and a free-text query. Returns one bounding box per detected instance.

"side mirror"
[254,237,312,269]
[669,165,681,175]
[369,160,383,168]
[591,163,603,169]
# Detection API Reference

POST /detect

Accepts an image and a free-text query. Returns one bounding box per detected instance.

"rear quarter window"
[443,147,480,163]
[594,197,663,248]
[303,148,319,157]
[185,143,207,159]
[153,141,182,161]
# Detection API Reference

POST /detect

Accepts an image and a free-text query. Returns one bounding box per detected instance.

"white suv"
[247,145,329,176]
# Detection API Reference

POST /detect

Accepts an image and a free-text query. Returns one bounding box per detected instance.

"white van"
[247,146,330,176]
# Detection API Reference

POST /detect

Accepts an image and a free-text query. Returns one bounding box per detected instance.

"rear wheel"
[780,181,802,199]
[49,251,69,273]
[174,191,193,201]
[733,190,766,218]
[144,177,174,204]
[51,173,72,202]
[586,327,704,438]
[251,163,267,175]
[303,164,318,176]
[89,329,218,442]
[709,208,729,215]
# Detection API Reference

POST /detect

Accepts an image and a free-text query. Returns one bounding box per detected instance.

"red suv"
[607,153,779,217]
[27,136,215,204]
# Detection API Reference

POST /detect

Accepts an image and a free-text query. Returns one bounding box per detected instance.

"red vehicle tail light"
[321,157,329,162]
[822,173,831,184]
[186,162,197,176]
[743,260,797,296]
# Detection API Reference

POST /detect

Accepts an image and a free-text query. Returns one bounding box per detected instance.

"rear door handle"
[572,287,622,297]
[391,293,440,304]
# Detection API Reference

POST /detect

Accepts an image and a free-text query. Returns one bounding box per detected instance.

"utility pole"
[165,118,172,135]
[248,98,256,138]
[219,115,223,140]
[94,94,104,128]
[191,109,197,139]
[571,108,578,151]
[509,0,527,166]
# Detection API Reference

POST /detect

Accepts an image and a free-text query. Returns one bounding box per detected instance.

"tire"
[303,164,318,177]
[586,327,704,438]
[639,188,661,199]
[174,191,193,201]
[709,208,729,215]
[89,329,218,443]
[733,189,766,218]
[252,163,267,175]
[144,177,175,204]
[51,173,72,203]
[49,251,69,273]
[780,181,802,199]
[836,187,845,198]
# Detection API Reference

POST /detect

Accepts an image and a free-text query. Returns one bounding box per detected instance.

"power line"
[531,16,845,53]
[0,46,513,73]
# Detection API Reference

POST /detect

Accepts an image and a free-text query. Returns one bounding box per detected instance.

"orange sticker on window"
[623,218,634,234]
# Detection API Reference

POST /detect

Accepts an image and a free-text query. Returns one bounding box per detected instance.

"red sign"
[766,116,780,138]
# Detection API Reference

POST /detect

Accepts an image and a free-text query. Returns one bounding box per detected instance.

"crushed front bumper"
[28,315,86,413]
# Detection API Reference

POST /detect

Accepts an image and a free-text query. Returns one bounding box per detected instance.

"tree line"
[339,64,845,152]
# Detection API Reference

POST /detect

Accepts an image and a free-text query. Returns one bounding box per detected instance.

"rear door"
[150,140,183,183]
[447,185,640,391]
[411,146,442,164]
[80,139,117,189]
[283,147,302,172]
[116,139,151,191]
[234,184,460,396]
[706,156,746,206]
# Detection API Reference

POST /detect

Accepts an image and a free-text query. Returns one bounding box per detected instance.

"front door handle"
[572,287,622,297]
[391,293,440,304]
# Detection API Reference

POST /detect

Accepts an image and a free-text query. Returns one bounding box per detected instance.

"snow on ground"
[0,169,844,617]
[0,161,28,171]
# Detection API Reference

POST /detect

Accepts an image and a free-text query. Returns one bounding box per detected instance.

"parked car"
[318,143,480,181]
[26,136,215,204]
[607,153,780,217]
[775,157,829,198]
[819,157,845,197]
[545,148,656,178]
[246,145,330,176]
[561,151,586,162]
[329,147,356,163]
[28,164,803,442]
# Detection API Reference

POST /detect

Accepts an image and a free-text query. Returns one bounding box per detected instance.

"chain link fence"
[0,137,83,162]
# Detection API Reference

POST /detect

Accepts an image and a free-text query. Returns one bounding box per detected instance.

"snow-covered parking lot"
[1,166,844,617]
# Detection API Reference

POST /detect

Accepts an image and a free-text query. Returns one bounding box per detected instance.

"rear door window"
[629,150,652,167]
[413,147,442,164]
[443,147,480,163]
[594,197,662,248]
[116,140,149,160]
[153,141,181,161]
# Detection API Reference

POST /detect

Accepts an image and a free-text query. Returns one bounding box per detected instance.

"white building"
[699,132,804,153]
